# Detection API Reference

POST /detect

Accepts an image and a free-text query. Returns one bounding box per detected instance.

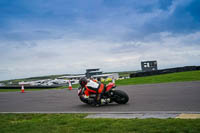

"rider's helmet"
[79,77,88,87]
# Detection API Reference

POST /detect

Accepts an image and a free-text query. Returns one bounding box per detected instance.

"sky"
[0,0,200,81]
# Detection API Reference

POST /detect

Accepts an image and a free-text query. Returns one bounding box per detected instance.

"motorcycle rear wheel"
[113,90,129,104]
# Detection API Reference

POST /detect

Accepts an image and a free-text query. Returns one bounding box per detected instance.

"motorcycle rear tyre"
[113,90,129,104]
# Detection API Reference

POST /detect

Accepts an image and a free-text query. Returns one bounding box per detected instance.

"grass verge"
[0,89,44,92]
[0,114,200,133]
[115,70,200,86]
[0,87,63,92]
[0,84,80,92]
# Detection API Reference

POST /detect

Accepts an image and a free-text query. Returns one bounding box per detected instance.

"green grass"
[114,70,200,86]
[72,83,80,88]
[0,114,200,133]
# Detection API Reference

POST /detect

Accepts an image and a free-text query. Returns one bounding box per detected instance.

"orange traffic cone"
[21,84,25,93]
[68,80,72,90]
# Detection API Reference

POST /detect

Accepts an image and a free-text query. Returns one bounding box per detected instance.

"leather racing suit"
[83,79,105,105]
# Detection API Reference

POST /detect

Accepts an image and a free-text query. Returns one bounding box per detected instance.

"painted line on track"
[176,114,200,119]
[1,111,200,119]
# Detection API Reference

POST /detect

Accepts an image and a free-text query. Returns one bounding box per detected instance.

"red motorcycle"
[78,82,129,106]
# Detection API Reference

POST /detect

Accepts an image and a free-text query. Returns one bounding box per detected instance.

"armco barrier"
[130,66,200,78]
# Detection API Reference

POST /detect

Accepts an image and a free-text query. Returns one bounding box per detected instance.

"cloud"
[1,31,200,81]
[0,0,200,80]
[109,31,200,68]
[1,0,200,41]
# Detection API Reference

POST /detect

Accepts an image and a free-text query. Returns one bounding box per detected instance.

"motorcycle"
[78,82,129,106]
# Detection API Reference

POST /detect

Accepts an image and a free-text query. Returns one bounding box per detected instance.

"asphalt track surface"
[0,81,200,113]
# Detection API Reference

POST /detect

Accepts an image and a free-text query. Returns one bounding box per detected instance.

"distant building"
[59,68,119,81]
[0,83,5,86]
[85,68,103,78]
[92,73,119,80]
[141,60,158,72]
[58,75,85,80]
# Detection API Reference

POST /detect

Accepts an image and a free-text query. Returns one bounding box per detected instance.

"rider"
[79,77,105,106]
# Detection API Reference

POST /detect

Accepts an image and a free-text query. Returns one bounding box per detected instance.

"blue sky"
[0,0,200,81]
